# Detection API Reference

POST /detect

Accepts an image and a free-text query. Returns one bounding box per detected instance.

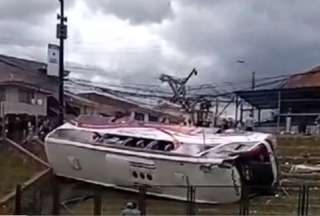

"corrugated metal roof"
[284,65,320,88]
[65,80,171,110]
[0,54,59,94]
[65,92,99,107]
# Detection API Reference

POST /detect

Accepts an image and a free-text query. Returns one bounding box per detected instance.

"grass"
[0,147,41,198]
[276,136,320,157]
[63,187,320,215]
[277,136,320,147]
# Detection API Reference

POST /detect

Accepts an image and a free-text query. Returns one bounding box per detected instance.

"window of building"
[19,88,35,104]
[0,88,5,101]
[134,112,144,121]
[149,115,159,122]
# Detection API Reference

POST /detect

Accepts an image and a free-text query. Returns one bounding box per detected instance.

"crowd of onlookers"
[215,114,255,132]
[217,113,320,135]
[0,116,57,142]
[1,113,320,142]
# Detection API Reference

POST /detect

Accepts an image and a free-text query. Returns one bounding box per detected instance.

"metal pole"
[277,91,281,134]
[251,71,256,115]
[93,191,102,215]
[1,102,5,137]
[186,186,196,216]
[14,184,22,215]
[52,176,60,215]
[235,97,239,123]
[35,115,38,138]
[58,0,67,126]
[239,185,249,216]
[305,185,309,216]
[138,186,146,216]
[251,71,256,90]
[214,98,219,127]
[301,185,306,216]
[240,99,243,123]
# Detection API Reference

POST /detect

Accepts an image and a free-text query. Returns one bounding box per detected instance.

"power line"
[68,65,291,91]
[67,71,290,100]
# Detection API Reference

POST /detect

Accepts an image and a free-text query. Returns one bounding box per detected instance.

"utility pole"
[57,0,67,126]
[251,71,256,115]
[251,71,255,90]
[237,60,256,90]
[237,60,256,117]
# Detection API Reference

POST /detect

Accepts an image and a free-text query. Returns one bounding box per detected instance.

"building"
[75,91,184,124]
[0,53,185,141]
[0,55,56,118]
[0,54,66,139]
[235,65,320,133]
[65,79,186,124]
[284,66,320,88]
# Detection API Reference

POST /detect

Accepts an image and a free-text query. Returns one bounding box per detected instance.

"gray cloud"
[85,0,174,25]
[0,0,74,24]
[0,1,55,23]
[0,21,49,47]
[1,0,320,91]
[0,0,76,61]
[154,0,320,87]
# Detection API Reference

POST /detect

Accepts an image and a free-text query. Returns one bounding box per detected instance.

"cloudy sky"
[0,0,320,87]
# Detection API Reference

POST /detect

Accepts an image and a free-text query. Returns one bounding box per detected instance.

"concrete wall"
[0,86,47,117]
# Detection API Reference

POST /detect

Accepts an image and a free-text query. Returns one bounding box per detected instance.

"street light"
[236,60,255,90]
[236,60,256,119]
[57,0,67,126]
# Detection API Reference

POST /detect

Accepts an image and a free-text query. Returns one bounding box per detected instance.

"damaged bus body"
[44,116,278,204]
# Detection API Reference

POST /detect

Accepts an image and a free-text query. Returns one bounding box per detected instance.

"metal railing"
[9,178,320,216]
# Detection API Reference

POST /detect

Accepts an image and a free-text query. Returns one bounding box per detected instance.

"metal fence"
[11,178,320,215]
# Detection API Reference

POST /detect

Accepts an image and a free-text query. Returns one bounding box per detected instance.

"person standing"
[236,121,243,131]
[245,113,254,131]
[315,115,320,135]
[285,108,292,133]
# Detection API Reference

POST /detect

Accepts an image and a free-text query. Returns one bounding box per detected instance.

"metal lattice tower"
[159,68,198,111]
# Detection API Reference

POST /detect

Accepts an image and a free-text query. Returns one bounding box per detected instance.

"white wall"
[0,86,48,117]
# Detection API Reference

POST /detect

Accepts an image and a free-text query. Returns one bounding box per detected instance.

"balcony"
[0,101,46,117]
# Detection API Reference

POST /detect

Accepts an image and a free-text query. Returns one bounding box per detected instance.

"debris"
[290,164,320,173]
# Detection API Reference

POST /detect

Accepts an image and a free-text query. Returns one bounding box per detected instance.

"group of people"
[38,118,57,140]
[286,114,320,135]
[218,114,255,132]
[0,116,57,142]
[315,115,320,135]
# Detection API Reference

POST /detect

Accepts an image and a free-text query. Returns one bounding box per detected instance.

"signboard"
[47,44,59,77]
